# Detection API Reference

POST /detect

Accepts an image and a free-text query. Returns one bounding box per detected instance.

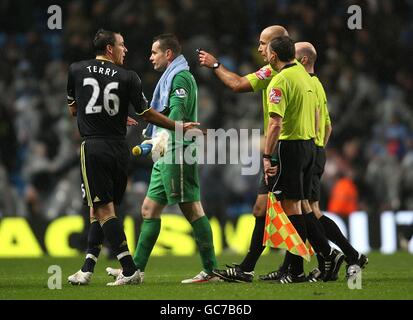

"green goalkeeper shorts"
[146,159,201,206]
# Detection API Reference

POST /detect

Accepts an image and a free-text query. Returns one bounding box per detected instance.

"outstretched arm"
[140,108,199,132]
[198,50,252,93]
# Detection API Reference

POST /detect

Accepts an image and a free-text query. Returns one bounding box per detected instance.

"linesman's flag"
[263,192,313,262]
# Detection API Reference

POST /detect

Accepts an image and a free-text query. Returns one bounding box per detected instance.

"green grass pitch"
[1,252,412,300]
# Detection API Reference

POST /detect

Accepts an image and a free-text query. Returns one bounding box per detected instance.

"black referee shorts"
[80,137,129,208]
[310,146,326,202]
[272,139,316,200]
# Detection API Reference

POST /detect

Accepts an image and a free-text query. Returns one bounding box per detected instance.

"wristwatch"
[212,62,221,69]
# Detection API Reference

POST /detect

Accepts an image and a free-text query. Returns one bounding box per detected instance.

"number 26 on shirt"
[83,77,119,116]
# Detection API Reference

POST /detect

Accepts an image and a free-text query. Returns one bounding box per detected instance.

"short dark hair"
[269,36,295,62]
[93,29,119,55]
[153,33,182,56]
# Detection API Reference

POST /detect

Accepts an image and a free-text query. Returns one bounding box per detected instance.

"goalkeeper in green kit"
[107,34,220,284]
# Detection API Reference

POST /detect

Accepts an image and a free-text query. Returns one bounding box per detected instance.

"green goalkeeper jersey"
[159,70,198,155]
[148,69,200,205]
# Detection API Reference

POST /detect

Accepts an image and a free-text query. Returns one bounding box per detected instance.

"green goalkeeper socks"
[133,218,161,271]
[191,216,218,274]
[133,216,217,274]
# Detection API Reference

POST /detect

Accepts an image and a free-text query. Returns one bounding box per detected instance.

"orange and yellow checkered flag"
[263,192,313,262]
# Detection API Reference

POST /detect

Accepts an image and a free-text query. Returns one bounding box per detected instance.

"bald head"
[295,42,317,71]
[262,25,289,39]
[258,25,289,62]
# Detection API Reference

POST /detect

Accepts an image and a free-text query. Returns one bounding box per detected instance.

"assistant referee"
[263,36,342,283]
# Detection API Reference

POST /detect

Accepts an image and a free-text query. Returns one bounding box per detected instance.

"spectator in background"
[328,175,359,218]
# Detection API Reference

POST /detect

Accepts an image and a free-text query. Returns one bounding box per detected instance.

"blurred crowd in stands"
[1,0,413,245]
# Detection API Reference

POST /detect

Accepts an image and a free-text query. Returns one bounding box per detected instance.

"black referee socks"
[239,216,266,272]
[319,215,359,262]
[304,212,331,258]
[288,214,307,276]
